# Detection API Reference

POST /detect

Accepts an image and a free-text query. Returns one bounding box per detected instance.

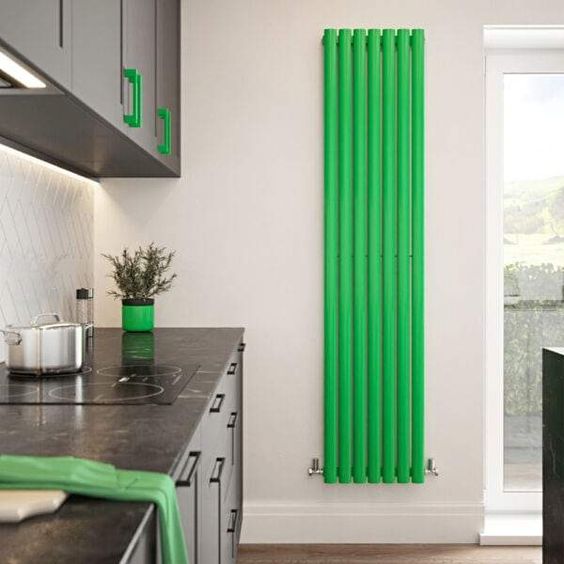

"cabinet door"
[177,451,202,564]
[155,0,180,170]
[201,457,225,564]
[72,0,124,130]
[0,0,71,89]
[122,0,157,155]
[127,508,158,564]
[234,346,244,523]
[222,505,237,564]
[229,409,242,517]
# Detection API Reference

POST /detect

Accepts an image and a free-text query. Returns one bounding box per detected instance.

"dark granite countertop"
[0,327,244,564]
[545,347,564,356]
[543,347,564,563]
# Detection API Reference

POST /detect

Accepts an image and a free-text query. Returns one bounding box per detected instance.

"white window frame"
[485,50,564,513]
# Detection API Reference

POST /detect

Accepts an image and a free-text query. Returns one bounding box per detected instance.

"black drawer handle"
[238,342,246,352]
[210,457,225,484]
[177,451,201,487]
[227,412,238,429]
[210,393,225,413]
[227,509,238,533]
[227,362,237,375]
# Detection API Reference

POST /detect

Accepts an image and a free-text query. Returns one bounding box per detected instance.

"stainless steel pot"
[1,314,83,375]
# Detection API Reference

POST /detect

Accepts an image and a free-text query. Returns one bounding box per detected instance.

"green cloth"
[0,455,188,564]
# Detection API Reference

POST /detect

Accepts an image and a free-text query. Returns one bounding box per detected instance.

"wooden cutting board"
[0,490,67,522]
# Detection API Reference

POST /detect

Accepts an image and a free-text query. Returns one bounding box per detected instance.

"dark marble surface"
[0,327,244,564]
[543,347,564,564]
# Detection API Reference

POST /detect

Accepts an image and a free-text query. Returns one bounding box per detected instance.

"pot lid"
[7,322,82,331]
[7,313,81,331]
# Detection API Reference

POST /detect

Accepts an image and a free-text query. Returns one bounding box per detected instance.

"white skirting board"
[241,502,484,544]
[479,513,542,546]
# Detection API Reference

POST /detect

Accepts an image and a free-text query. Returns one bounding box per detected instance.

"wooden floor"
[237,544,541,564]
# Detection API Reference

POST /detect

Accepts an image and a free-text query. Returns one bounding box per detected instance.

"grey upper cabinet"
[0,0,72,90]
[71,0,124,131]
[0,0,180,177]
[122,0,157,157]
[155,0,180,173]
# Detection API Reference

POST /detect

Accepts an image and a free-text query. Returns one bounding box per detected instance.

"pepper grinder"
[76,288,94,338]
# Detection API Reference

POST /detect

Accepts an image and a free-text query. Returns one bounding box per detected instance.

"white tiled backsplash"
[0,147,94,362]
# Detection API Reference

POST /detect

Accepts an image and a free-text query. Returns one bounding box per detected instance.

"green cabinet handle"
[157,107,172,155]
[123,68,142,127]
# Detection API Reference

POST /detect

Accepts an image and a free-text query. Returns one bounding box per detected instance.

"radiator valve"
[307,457,324,477]
[425,457,439,477]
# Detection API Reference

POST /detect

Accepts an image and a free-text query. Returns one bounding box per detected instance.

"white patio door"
[486,51,564,512]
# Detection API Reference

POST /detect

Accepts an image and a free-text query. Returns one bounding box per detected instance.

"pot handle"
[31,313,61,326]
[0,329,22,345]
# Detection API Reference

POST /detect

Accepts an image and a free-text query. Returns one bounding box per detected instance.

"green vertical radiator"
[323,28,425,484]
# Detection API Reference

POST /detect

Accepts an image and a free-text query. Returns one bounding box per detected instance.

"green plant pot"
[122,299,154,332]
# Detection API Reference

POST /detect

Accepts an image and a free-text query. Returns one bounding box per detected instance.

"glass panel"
[504,74,564,492]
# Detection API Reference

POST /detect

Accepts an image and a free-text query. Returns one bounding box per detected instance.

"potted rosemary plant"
[103,243,177,332]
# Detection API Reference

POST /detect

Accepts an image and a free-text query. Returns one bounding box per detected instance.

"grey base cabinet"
[196,345,243,564]
[126,343,244,564]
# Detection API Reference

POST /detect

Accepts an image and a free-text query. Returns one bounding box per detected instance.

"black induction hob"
[0,363,200,405]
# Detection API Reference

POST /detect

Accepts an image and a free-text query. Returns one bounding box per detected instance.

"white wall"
[94,0,564,543]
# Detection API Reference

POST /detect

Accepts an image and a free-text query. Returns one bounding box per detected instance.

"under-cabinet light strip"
[0,50,46,89]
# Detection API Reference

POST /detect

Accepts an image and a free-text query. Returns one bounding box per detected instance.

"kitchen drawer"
[201,399,230,477]
[220,355,240,422]
[223,351,239,404]
[220,418,235,501]
[226,350,241,395]
[201,376,237,455]
[226,355,242,423]
[212,409,237,503]
[202,416,235,496]
[221,502,239,564]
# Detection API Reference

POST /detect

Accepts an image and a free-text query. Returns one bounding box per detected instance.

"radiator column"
[411,29,425,484]
[323,28,338,484]
[338,28,353,484]
[366,29,382,484]
[352,28,368,484]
